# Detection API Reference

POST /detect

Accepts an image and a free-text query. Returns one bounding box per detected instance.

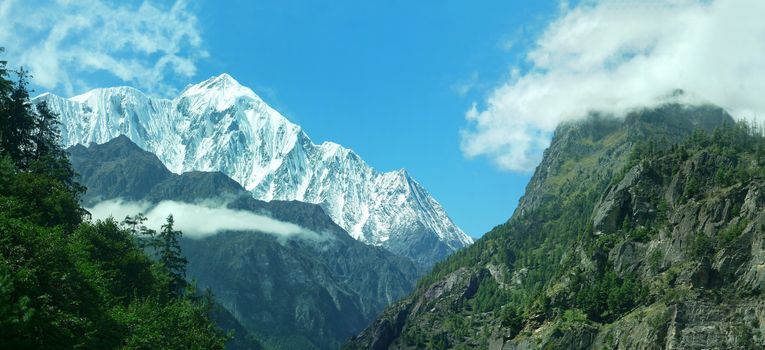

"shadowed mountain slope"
[69,136,420,350]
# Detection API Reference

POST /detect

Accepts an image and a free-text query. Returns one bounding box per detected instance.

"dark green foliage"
[0,192,229,349]
[158,215,188,296]
[429,332,449,350]
[122,213,150,234]
[574,271,648,322]
[29,101,60,160]
[719,219,749,244]
[629,226,656,243]
[629,122,765,255]
[648,249,663,273]
[0,68,34,165]
[691,234,714,258]
[0,47,11,94]
[499,306,523,337]
[734,323,754,348]
[469,278,511,313]
[111,291,229,349]
[403,327,428,348]
[0,154,84,231]
[0,51,229,349]
[672,123,765,188]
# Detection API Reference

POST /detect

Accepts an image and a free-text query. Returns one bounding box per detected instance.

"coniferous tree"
[0,48,11,90]
[2,68,35,166]
[0,48,12,157]
[0,50,9,133]
[30,101,60,161]
[122,213,156,248]
[159,214,188,296]
[122,214,144,235]
[28,101,84,197]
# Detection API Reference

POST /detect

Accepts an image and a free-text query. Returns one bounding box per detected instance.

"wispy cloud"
[452,71,480,97]
[462,0,765,172]
[87,199,329,242]
[0,0,206,96]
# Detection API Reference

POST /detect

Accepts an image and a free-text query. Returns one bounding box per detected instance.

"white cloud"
[0,0,206,96]
[87,199,330,242]
[452,71,480,96]
[461,0,765,172]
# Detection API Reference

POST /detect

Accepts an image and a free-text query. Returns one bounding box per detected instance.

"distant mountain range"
[36,73,472,267]
[68,136,420,350]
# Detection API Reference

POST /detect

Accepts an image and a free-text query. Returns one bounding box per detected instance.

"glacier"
[36,73,473,267]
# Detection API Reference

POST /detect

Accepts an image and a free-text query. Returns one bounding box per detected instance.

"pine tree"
[27,101,84,197]
[0,48,12,152]
[122,213,157,248]
[158,214,188,296]
[0,48,11,120]
[30,101,60,161]
[0,54,20,160]
[1,68,35,166]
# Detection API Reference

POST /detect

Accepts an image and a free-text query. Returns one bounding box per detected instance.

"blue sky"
[4,0,762,237]
[190,0,559,237]
[3,0,560,237]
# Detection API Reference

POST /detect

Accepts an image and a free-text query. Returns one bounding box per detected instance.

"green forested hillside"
[348,104,765,349]
[0,53,230,349]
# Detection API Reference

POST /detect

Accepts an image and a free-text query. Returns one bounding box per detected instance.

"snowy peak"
[184,73,250,94]
[70,85,149,104]
[39,73,473,267]
[179,73,261,112]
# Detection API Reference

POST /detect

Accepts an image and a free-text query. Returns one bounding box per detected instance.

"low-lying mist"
[87,199,328,241]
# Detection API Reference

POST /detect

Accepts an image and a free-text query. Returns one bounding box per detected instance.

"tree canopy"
[0,49,230,349]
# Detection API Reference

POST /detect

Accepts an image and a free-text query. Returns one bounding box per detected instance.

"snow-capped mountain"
[36,73,472,267]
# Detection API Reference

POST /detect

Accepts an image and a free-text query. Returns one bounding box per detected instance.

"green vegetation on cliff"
[348,104,765,349]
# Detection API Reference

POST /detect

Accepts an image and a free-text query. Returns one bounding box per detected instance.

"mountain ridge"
[37,73,472,267]
[68,136,421,350]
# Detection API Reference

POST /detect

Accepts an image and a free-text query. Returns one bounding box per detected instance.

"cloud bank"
[462,0,765,172]
[87,199,327,241]
[0,0,205,96]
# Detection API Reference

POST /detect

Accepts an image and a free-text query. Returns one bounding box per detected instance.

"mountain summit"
[37,74,472,267]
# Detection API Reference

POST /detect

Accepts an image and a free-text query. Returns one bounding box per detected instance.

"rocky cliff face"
[39,74,472,268]
[346,103,765,350]
[68,137,420,350]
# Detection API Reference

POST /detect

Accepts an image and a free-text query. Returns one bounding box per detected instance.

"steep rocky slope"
[38,74,472,267]
[347,104,765,349]
[68,136,420,350]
